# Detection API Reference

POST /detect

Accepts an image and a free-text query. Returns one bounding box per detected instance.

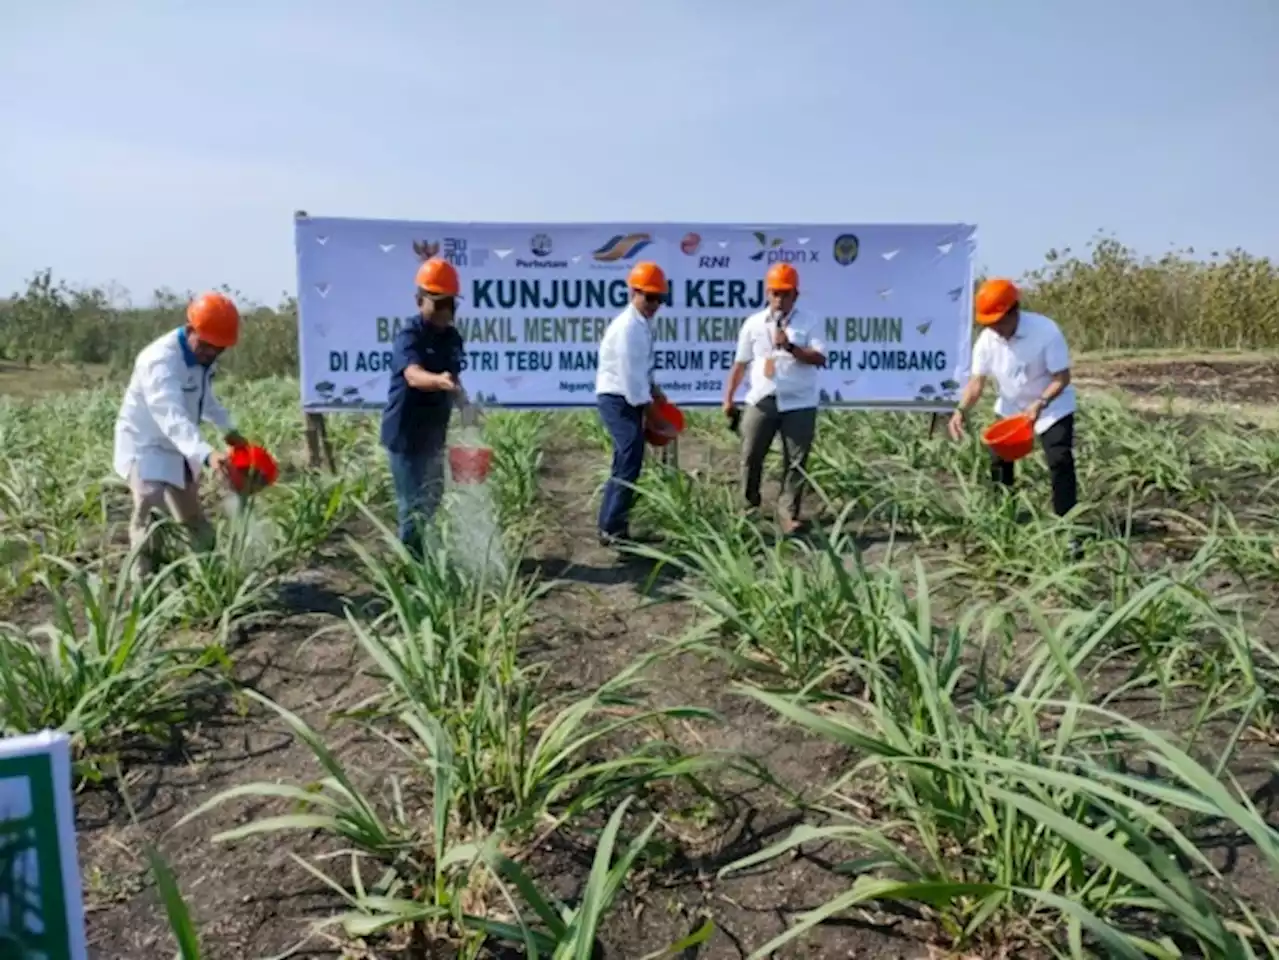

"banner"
[295,217,976,412]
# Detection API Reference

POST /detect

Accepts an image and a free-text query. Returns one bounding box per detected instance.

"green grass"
[0,358,1276,955]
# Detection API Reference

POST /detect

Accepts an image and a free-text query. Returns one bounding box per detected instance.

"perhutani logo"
[747,232,817,265]
[516,232,567,268]
[592,232,652,263]
[413,238,488,267]
[833,234,860,266]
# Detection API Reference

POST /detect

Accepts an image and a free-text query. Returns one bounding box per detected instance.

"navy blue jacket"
[380,316,465,453]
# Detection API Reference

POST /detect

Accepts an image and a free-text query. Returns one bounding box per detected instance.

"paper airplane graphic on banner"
[718,240,730,249]
[504,376,523,388]
[877,287,893,299]
[798,237,810,245]
[917,320,933,334]
[494,249,513,259]
[882,249,900,261]
[316,236,328,245]
[948,286,964,301]
[571,255,582,263]
[379,244,396,253]
[936,242,954,256]
[315,283,330,297]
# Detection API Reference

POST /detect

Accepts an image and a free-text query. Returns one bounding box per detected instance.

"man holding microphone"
[723,262,827,534]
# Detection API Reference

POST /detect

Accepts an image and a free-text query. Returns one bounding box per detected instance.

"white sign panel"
[294,217,976,412]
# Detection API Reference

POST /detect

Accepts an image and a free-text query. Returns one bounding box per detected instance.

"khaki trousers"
[128,465,213,573]
[740,397,818,524]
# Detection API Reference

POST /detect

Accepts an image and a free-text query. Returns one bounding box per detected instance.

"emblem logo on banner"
[833,234,860,266]
[592,233,652,263]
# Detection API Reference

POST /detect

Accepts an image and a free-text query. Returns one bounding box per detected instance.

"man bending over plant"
[113,291,246,575]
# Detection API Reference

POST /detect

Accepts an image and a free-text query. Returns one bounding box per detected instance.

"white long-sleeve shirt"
[113,329,236,487]
[594,304,654,407]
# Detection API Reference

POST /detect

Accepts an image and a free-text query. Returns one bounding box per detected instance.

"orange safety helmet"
[975,278,1019,326]
[415,258,461,297]
[627,261,667,295]
[187,292,240,348]
[765,262,799,292]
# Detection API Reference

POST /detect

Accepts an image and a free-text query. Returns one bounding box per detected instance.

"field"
[0,343,1277,958]
[1,231,1278,960]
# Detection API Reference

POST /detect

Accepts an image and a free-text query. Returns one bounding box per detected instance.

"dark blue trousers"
[596,393,646,538]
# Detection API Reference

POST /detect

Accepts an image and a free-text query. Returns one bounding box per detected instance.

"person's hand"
[948,410,966,442]
[722,397,736,418]
[439,372,460,393]
[206,450,232,480]
[1021,400,1045,422]
[772,326,790,348]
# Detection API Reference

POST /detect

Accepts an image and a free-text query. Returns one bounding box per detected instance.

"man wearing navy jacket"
[381,257,470,554]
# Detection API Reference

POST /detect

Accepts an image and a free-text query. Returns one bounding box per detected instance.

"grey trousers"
[740,397,818,523]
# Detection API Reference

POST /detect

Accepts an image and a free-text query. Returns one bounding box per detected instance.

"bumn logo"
[413,238,486,267]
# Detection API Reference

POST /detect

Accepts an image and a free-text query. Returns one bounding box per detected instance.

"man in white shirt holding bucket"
[949,277,1079,519]
[113,291,245,575]
[722,262,828,534]
[594,261,672,547]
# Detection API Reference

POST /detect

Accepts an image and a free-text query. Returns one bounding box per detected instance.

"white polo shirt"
[733,307,826,413]
[595,304,654,407]
[971,310,1076,434]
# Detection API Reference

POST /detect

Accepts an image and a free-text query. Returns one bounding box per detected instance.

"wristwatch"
[782,340,796,353]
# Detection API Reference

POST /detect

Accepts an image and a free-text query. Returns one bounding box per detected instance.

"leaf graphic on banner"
[917,320,933,334]
[379,244,396,253]
[752,231,767,246]
[494,249,513,259]
[882,249,900,260]
[316,236,328,245]
[315,283,330,298]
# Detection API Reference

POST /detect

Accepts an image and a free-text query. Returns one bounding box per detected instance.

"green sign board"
[0,732,87,959]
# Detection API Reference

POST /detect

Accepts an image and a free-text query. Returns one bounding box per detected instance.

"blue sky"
[1,1,1275,305]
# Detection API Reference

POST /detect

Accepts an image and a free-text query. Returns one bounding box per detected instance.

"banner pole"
[304,412,337,472]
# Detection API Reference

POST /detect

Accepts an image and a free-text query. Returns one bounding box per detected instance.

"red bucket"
[228,443,279,494]
[645,399,686,447]
[449,446,493,484]
[983,414,1035,463]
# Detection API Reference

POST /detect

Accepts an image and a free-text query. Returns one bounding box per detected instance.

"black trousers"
[990,413,1078,517]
